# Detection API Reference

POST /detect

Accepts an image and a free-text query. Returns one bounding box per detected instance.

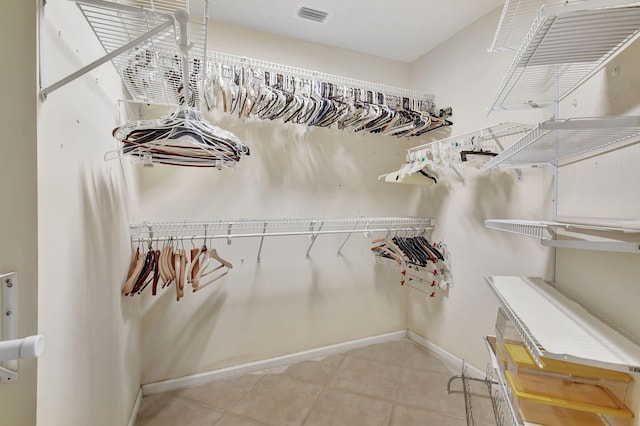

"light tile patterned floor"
[135,338,495,426]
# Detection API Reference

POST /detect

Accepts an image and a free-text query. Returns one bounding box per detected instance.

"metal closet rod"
[130,217,434,259]
[208,51,435,108]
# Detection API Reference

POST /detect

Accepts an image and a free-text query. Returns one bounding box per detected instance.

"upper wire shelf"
[486,276,640,374]
[76,0,208,108]
[487,1,640,112]
[489,0,580,53]
[482,116,640,169]
[208,51,435,111]
[485,218,640,253]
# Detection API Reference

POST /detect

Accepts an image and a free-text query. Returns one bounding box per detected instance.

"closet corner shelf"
[75,0,207,107]
[487,1,640,112]
[482,116,640,170]
[484,218,640,253]
[485,276,640,374]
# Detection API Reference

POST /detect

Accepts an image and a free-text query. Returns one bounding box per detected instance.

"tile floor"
[135,338,495,426]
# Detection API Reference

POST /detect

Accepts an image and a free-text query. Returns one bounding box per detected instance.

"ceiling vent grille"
[296,5,330,23]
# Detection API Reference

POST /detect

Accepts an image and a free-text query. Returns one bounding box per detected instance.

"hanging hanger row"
[122,235,234,300]
[201,55,452,138]
[371,233,452,297]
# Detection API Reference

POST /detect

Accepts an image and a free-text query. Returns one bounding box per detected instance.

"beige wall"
[137,22,421,384]
[36,1,141,425]
[0,1,38,425]
[406,8,554,370]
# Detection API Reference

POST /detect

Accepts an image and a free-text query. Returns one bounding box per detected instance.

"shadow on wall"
[80,164,140,413]
[467,168,519,227]
[141,285,228,379]
[603,39,640,116]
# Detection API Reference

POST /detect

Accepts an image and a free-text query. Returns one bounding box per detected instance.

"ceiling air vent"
[296,4,331,24]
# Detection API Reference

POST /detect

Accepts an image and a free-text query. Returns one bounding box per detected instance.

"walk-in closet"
[1,0,640,425]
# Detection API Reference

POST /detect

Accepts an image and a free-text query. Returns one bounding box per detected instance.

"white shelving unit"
[482,116,640,169]
[486,276,640,373]
[484,219,640,253]
[487,1,640,112]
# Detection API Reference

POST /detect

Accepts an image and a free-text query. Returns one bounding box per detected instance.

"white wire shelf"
[482,116,640,169]
[130,217,433,259]
[489,0,570,53]
[485,218,640,253]
[76,0,207,108]
[488,2,640,112]
[486,276,640,374]
[207,51,435,110]
[380,123,533,184]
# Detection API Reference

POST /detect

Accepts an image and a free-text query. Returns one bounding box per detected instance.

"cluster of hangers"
[371,236,452,297]
[122,237,233,300]
[203,63,452,137]
[381,135,499,185]
[112,106,250,168]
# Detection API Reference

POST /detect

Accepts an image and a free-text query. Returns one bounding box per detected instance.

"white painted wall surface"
[136,22,423,384]
[36,1,141,425]
[0,1,38,425]
[406,8,554,370]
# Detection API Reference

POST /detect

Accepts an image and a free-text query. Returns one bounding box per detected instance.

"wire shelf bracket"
[487,1,640,112]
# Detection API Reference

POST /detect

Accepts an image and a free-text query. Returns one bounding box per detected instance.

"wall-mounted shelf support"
[0,272,45,384]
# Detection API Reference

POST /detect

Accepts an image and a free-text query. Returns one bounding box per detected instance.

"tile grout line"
[299,353,348,425]
[388,339,411,426]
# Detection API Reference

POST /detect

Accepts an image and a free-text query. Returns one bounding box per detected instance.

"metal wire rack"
[485,276,640,373]
[487,2,640,112]
[489,0,578,53]
[485,218,640,253]
[74,0,208,108]
[482,116,640,169]
[483,336,523,426]
[208,51,435,111]
[130,217,434,259]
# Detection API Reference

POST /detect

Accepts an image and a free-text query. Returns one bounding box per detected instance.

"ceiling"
[191,0,505,62]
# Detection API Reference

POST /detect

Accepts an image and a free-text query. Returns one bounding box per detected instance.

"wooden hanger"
[123,247,143,296]
[192,248,233,292]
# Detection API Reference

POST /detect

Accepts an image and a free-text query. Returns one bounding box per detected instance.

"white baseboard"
[127,387,143,426]
[408,330,485,379]
[142,330,408,395]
